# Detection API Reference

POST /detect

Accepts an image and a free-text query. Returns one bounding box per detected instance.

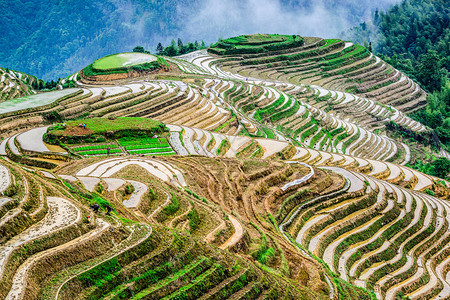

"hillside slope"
[0,68,37,101]
[0,33,448,300]
[345,0,450,152]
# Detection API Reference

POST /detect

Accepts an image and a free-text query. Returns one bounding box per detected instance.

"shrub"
[148,189,156,201]
[96,183,104,194]
[425,189,435,196]
[252,236,275,265]
[124,184,135,195]
[3,184,18,197]
[187,205,200,231]
[185,189,201,200]
[163,194,180,215]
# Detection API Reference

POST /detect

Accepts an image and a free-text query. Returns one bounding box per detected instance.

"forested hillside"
[0,0,398,80]
[347,0,450,150]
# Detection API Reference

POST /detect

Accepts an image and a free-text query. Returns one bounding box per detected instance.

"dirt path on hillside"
[219,215,243,249]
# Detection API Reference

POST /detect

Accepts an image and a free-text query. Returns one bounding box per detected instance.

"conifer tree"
[156,43,164,55]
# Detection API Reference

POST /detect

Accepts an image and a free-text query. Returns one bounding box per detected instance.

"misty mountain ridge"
[0,0,399,80]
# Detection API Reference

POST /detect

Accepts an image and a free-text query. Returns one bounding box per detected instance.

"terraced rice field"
[71,143,123,156]
[0,153,362,299]
[0,34,448,300]
[286,167,450,300]
[118,136,176,155]
[213,39,425,112]
[0,68,36,101]
[0,88,80,114]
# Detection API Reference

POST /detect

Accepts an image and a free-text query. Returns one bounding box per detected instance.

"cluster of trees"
[133,38,207,57]
[30,78,59,90]
[408,157,450,180]
[348,0,449,150]
[411,80,450,146]
[431,157,450,179]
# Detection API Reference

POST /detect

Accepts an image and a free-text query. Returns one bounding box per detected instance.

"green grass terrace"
[50,117,166,135]
[67,136,175,157]
[46,117,175,156]
[83,52,168,77]
[118,136,175,156]
[46,117,168,144]
[93,53,157,70]
[208,34,304,55]
[70,143,123,156]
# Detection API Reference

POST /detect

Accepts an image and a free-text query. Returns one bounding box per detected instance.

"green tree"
[416,50,443,92]
[187,42,195,53]
[164,39,178,56]
[156,43,164,55]
[437,80,450,107]
[164,45,178,56]
[132,46,146,53]
[177,38,183,52]
[436,119,450,146]
[431,157,450,179]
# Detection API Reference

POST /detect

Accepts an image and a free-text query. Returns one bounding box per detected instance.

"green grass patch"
[209,34,304,55]
[262,127,276,139]
[270,99,300,122]
[72,144,119,152]
[83,53,166,76]
[119,137,160,145]
[217,139,231,156]
[300,125,318,142]
[48,117,167,141]
[93,53,157,70]
[214,116,235,132]
[125,143,170,150]
[118,136,174,154]
[187,204,200,231]
[78,149,122,156]
[310,129,326,147]
[128,148,174,155]
[254,94,285,122]
[319,39,340,49]
[88,194,113,211]
[78,258,121,286]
